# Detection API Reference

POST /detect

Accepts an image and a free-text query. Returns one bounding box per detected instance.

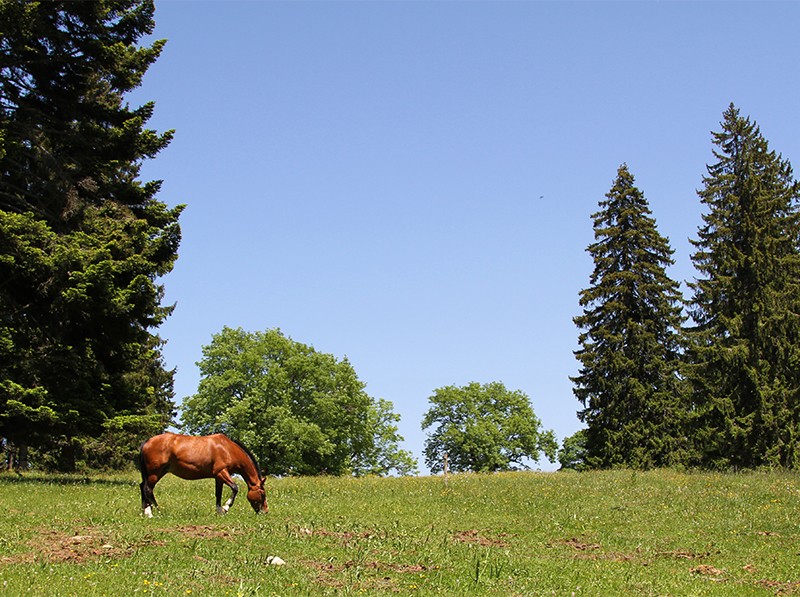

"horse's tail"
[136,440,146,478]
[137,437,158,509]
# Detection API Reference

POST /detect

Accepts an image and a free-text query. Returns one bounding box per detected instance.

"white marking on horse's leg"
[223,496,234,512]
[143,505,153,518]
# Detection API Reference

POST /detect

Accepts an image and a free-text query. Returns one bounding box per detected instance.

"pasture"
[0,469,798,595]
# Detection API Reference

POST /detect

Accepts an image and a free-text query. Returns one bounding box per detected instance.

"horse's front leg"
[215,472,238,514]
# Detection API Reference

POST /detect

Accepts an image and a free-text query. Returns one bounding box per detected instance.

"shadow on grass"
[0,472,136,486]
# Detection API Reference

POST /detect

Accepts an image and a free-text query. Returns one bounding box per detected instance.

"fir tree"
[686,104,800,469]
[573,164,687,468]
[0,1,182,470]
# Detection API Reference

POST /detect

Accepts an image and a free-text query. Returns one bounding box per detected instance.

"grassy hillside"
[0,469,798,595]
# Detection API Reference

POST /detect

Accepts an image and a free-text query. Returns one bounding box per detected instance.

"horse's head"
[247,477,268,514]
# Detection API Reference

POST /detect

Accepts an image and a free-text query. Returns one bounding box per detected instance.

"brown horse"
[138,433,267,517]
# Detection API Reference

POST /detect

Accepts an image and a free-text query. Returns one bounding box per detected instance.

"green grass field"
[0,469,798,595]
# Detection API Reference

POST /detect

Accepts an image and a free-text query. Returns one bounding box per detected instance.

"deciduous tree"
[421,381,556,473]
[557,430,588,472]
[181,327,417,476]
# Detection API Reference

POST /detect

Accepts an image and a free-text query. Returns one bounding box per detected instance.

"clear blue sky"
[134,1,800,473]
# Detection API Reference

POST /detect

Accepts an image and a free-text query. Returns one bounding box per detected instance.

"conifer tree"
[0,1,182,469]
[573,165,687,468]
[686,104,800,468]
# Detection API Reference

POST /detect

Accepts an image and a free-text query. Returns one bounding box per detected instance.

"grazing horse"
[138,432,267,517]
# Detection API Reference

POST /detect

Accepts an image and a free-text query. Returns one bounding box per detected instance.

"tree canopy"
[0,0,181,470]
[421,381,556,473]
[557,429,588,472]
[180,327,418,476]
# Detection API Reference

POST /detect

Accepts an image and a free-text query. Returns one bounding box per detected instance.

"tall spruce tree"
[0,1,182,469]
[686,104,800,469]
[573,164,687,468]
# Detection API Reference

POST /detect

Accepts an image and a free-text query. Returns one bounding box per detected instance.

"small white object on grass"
[266,556,286,566]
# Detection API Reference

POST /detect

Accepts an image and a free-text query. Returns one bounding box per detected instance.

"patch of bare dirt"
[547,537,601,551]
[547,538,641,562]
[657,549,713,560]
[302,559,431,574]
[361,561,430,574]
[295,527,388,547]
[452,529,513,547]
[1,528,128,564]
[755,579,800,595]
[301,558,431,592]
[691,564,725,577]
[0,524,241,567]
[169,525,235,540]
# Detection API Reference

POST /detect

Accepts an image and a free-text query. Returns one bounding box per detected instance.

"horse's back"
[140,433,234,480]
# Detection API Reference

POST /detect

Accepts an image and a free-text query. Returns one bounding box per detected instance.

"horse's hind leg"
[215,473,238,514]
[137,443,161,518]
[140,480,152,517]
[140,474,160,518]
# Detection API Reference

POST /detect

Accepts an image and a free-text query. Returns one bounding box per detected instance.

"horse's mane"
[228,436,264,478]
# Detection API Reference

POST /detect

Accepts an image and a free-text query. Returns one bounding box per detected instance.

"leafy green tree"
[557,430,588,472]
[355,398,419,476]
[686,104,800,469]
[572,164,688,469]
[421,381,556,473]
[180,327,417,476]
[0,1,181,470]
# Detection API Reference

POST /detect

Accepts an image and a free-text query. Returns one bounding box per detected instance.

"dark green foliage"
[82,413,168,471]
[0,0,181,470]
[573,165,688,469]
[180,327,418,477]
[558,429,588,471]
[686,104,800,469]
[421,381,557,473]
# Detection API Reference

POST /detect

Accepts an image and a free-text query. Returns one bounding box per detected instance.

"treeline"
[180,327,558,477]
[2,2,799,475]
[570,105,800,471]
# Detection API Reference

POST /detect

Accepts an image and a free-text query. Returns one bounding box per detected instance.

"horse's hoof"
[143,506,153,518]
